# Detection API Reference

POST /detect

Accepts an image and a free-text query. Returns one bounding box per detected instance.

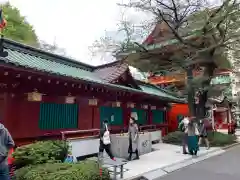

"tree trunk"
[186,67,195,116]
[186,61,216,119]
[195,62,216,120]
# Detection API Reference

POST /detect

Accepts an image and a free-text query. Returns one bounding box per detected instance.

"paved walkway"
[156,144,240,180]
[121,143,223,180]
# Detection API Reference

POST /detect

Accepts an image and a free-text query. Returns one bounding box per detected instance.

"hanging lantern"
[127,102,135,108]
[142,104,148,109]
[150,106,156,110]
[27,91,43,102]
[89,98,98,106]
[65,96,75,104]
[112,101,121,107]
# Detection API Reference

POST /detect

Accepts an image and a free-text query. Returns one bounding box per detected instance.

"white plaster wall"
[68,138,100,158]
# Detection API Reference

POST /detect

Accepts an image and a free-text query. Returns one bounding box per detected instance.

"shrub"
[207,131,237,146]
[15,160,110,180]
[162,131,184,145]
[13,140,69,169]
[162,131,237,147]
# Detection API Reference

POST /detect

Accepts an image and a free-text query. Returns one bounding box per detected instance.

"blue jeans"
[0,164,10,180]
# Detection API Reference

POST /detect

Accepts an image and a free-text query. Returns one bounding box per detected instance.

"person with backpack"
[198,119,210,150]
[0,122,15,180]
[99,120,115,161]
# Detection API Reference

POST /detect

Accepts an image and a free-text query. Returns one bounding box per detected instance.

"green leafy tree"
[1,2,39,46]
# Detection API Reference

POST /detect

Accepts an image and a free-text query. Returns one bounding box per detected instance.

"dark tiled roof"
[94,61,128,83]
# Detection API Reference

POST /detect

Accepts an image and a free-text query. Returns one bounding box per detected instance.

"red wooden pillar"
[93,106,100,129]
[123,104,131,128]
[148,108,153,125]
[1,93,8,125]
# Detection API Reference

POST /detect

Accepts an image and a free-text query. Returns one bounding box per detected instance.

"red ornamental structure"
[0,38,185,145]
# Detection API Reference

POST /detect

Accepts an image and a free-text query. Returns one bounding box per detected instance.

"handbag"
[103,124,111,145]
[195,125,200,136]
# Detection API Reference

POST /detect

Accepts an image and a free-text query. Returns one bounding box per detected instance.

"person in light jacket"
[127,117,139,161]
[178,116,189,154]
[0,122,15,180]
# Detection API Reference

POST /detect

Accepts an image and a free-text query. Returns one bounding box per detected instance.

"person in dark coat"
[99,120,115,160]
[198,119,210,149]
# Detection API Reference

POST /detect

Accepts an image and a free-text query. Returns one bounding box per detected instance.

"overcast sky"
[1,0,133,65]
[1,0,221,66]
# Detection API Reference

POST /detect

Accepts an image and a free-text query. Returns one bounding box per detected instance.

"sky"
[1,0,131,65]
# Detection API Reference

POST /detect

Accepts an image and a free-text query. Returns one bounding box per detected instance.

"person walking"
[0,122,15,180]
[198,119,210,149]
[178,116,189,154]
[187,120,199,156]
[127,117,140,161]
[99,120,115,161]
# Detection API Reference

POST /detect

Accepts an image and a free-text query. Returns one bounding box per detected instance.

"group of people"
[179,116,210,156]
[99,117,140,161]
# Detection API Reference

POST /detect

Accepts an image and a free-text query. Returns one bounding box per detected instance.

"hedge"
[13,140,69,169]
[13,140,110,180]
[15,160,110,180]
[163,131,237,147]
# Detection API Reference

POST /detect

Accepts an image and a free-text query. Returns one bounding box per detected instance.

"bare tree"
[88,11,153,63]
[118,0,240,117]
[39,40,67,56]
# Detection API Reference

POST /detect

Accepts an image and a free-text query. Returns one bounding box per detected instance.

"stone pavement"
[155,144,240,180]
[121,143,224,180]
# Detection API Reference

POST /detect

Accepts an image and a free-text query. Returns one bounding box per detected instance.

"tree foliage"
[88,11,152,62]
[2,2,39,46]
[119,0,240,118]
[91,0,240,118]
[119,0,240,70]
[1,3,67,56]
[39,40,67,56]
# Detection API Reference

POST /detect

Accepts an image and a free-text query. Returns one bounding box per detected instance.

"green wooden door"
[152,110,165,124]
[99,106,123,126]
[39,103,78,130]
[131,108,147,125]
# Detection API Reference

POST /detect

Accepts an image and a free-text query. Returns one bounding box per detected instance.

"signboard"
[65,96,75,104]
[211,75,231,85]
[27,92,42,102]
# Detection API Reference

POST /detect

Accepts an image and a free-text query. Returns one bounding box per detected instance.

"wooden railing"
[139,124,157,132]
[61,129,100,140]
